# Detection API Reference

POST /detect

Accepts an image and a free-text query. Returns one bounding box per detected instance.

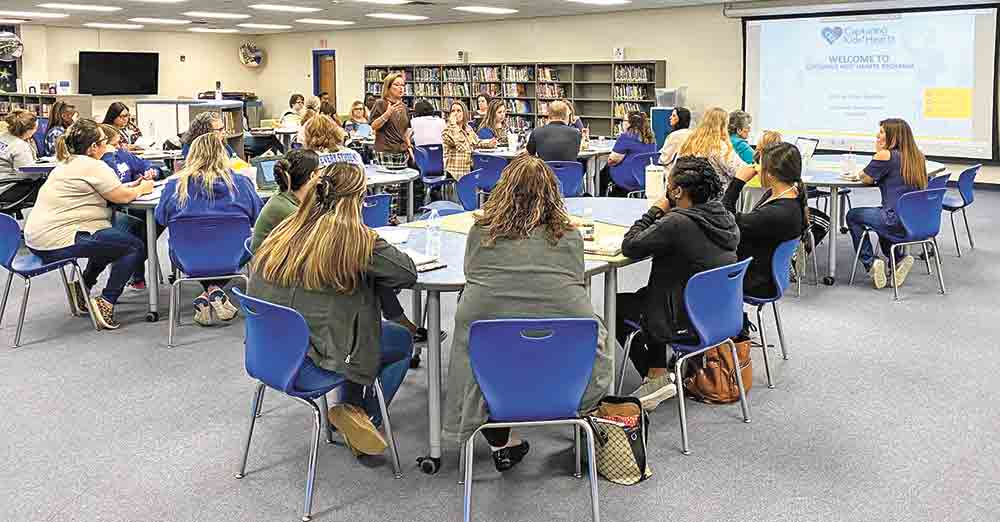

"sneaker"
[492,441,530,472]
[409,355,421,369]
[870,259,887,289]
[90,296,120,330]
[413,328,447,345]
[68,280,90,316]
[630,373,677,411]
[208,289,239,322]
[328,404,387,456]
[193,296,213,326]
[892,256,915,288]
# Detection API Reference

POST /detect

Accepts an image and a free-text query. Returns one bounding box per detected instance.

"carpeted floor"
[2,188,998,522]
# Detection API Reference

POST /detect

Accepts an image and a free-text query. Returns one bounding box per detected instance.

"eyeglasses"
[211,126,225,133]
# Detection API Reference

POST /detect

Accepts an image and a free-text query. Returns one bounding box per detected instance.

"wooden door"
[319,55,336,111]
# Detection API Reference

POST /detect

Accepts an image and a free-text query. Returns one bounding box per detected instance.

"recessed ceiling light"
[0,19,28,23]
[238,23,293,29]
[567,0,631,4]
[38,3,122,12]
[366,13,428,20]
[453,6,518,14]
[296,18,355,25]
[357,0,412,4]
[183,11,251,19]
[0,10,69,18]
[189,27,240,32]
[84,22,143,29]
[249,4,321,12]
[128,17,191,24]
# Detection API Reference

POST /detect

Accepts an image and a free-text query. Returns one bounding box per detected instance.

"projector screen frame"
[741,3,1000,163]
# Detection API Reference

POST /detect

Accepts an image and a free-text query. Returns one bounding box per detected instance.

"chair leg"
[961,207,974,249]
[617,330,640,395]
[318,394,334,444]
[889,245,900,301]
[462,432,477,522]
[0,271,13,327]
[808,230,820,286]
[675,356,690,455]
[372,379,403,479]
[301,399,323,522]
[729,339,751,423]
[772,301,789,361]
[932,239,946,295]
[849,230,867,285]
[256,388,265,417]
[168,279,180,347]
[235,383,266,479]
[57,266,77,316]
[949,211,961,257]
[921,244,932,274]
[756,306,774,389]
[13,277,30,348]
[574,425,582,479]
[579,420,601,522]
[71,262,100,331]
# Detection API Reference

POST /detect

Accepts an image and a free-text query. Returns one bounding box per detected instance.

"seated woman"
[658,107,692,166]
[44,101,78,157]
[103,102,143,151]
[0,110,43,209]
[602,111,657,196]
[444,155,612,471]
[181,112,237,159]
[303,115,364,167]
[565,99,586,131]
[410,99,446,148]
[344,100,372,136]
[678,107,747,188]
[471,93,491,131]
[24,119,154,330]
[616,156,739,410]
[280,93,306,127]
[249,162,417,455]
[295,97,322,146]
[846,118,927,289]
[476,99,509,147]
[728,110,754,164]
[442,100,496,181]
[726,142,807,298]
[155,133,263,326]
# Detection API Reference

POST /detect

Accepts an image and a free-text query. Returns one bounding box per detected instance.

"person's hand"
[736,164,759,182]
[137,179,155,195]
[653,195,671,212]
[487,138,497,148]
[390,101,406,115]
[142,169,157,180]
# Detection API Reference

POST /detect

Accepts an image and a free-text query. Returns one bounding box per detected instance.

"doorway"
[312,50,336,112]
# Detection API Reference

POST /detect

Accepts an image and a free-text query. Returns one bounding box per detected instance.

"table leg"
[407,180,415,221]
[145,208,160,321]
[411,289,422,359]
[417,290,443,474]
[824,185,839,285]
[603,268,618,394]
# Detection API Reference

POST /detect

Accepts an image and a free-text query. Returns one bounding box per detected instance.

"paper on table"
[134,186,163,202]
[380,228,410,245]
[401,248,438,266]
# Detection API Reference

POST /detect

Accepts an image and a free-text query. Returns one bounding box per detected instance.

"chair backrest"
[456,169,481,211]
[232,288,311,394]
[957,164,980,205]
[546,161,584,197]
[896,188,946,241]
[0,214,24,271]
[472,154,506,192]
[244,237,253,258]
[683,258,752,349]
[927,173,949,190]
[771,239,800,299]
[414,145,444,178]
[362,193,392,228]
[33,117,49,157]
[468,318,599,422]
[168,215,252,277]
[611,152,658,192]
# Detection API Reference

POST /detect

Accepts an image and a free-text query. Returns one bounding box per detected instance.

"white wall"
[19,25,263,118]
[257,5,743,118]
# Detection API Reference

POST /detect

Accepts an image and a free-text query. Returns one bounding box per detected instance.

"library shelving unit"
[0,92,93,121]
[363,60,666,136]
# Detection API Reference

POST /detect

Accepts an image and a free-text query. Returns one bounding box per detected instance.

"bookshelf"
[0,92,94,122]
[363,60,666,136]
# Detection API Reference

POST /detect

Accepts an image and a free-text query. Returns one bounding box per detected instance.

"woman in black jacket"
[723,141,807,298]
[617,156,739,410]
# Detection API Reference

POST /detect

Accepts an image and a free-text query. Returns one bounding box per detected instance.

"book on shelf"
[442,83,469,97]
[614,65,652,82]
[614,102,644,118]
[413,67,441,82]
[614,84,651,101]
[471,66,501,82]
[473,83,501,98]
[537,84,567,99]
[443,67,470,82]
[502,65,534,82]
[538,67,561,82]
[414,83,441,96]
[505,99,532,114]
[503,83,527,97]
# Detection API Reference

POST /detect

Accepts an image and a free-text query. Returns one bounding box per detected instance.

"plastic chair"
[243,237,253,258]
[744,239,799,389]
[619,259,753,455]
[546,161,584,197]
[927,173,950,190]
[33,117,48,157]
[849,188,947,301]
[231,289,402,522]
[414,145,453,203]
[0,214,99,347]
[0,178,45,220]
[608,152,657,196]
[941,165,980,257]
[166,215,252,347]
[417,201,465,218]
[464,318,600,522]
[472,153,506,195]
[362,193,392,228]
[793,227,821,297]
[456,169,481,211]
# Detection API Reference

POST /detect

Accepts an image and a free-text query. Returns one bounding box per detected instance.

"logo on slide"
[821,26,843,45]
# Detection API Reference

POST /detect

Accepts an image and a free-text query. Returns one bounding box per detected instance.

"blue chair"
[33,117,49,157]
[0,214,98,347]
[546,161,584,197]
[849,188,947,301]
[243,237,253,258]
[619,259,753,454]
[927,173,950,190]
[231,289,402,522]
[166,216,252,347]
[608,151,657,197]
[463,318,600,522]
[417,201,465,218]
[456,169,482,211]
[414,145,453,203]
[362,193,392,228]
[744,239,799,389]
[942,165,980,257]
[472,153,506,195]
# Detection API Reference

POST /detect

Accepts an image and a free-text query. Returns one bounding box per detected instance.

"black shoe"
[409,355,421,369]
[492,441,530,472]
[413,328,447,345]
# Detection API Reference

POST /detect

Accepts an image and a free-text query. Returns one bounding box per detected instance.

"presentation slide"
[744,8,998,159]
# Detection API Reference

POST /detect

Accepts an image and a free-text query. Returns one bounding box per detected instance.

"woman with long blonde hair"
[846,118,928,289]
[678,107,747,186]
[444,155,612,471]
[249,162,417,456]
[155,133,263,326]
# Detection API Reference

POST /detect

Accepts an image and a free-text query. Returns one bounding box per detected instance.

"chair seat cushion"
[10,254,73,278]
[942,193,966,210]
[291,357,348,398]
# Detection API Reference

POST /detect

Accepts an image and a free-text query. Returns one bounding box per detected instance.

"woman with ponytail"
[249,162,417,456]
[727,142,807,299]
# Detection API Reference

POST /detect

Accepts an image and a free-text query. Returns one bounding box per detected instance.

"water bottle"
[846,144,857,174]
[580,207,596,242]
[426,208,442,259]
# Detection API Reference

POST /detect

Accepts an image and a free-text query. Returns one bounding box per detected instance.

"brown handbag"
[682,339,753,404]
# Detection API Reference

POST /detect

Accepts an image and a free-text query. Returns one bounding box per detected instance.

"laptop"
[351,123,373,139]
[251,155,283,191]
[794,137,820,160]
